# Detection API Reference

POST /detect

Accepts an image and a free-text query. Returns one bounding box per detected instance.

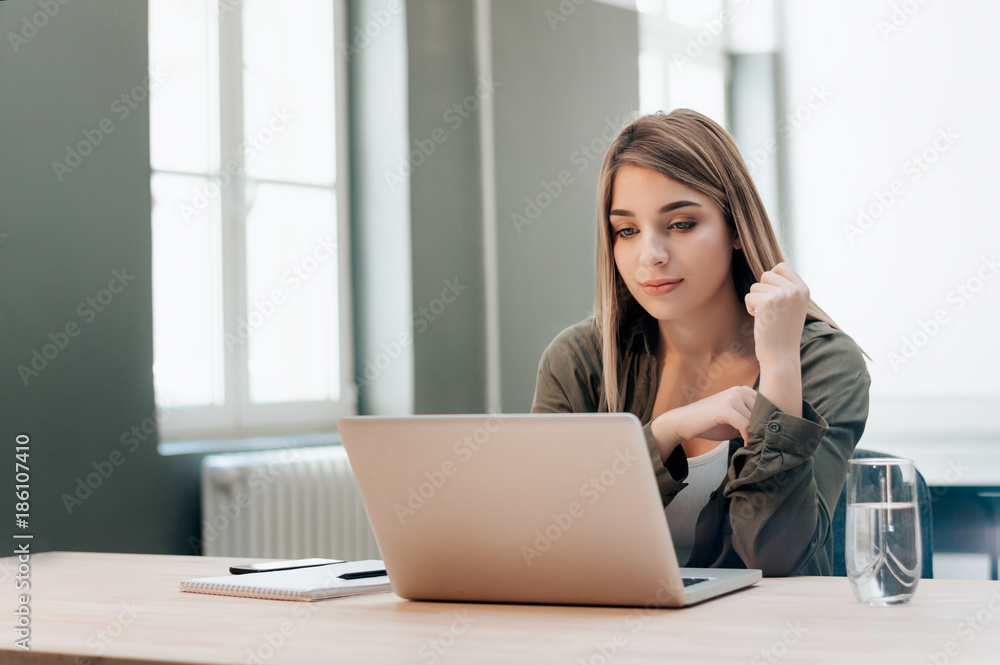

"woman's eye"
[615,228,637,238]
[670,221,696,231]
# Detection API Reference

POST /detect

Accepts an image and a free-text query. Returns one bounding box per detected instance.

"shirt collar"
[621,306,659,357]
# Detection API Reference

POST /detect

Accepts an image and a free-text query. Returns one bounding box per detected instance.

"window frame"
[152,0,356,441]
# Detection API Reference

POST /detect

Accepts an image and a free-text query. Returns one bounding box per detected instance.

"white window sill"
[158,431,343,456]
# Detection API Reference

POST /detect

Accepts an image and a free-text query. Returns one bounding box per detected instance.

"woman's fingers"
[673,386,758,443]
[725,387,754,443]
[745,263,811,364]
[764,261,796,281]
[729,386,754,443]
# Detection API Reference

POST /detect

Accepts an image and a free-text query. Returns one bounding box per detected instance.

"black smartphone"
[229,557,346,575]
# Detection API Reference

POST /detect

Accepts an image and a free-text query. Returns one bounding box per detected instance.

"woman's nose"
[639,233,668,268]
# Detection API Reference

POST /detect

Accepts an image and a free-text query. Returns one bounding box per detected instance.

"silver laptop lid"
[340,413,694,607]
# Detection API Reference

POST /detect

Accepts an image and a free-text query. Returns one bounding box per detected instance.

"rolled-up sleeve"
[642,422,689,502]
[722,326,871,576]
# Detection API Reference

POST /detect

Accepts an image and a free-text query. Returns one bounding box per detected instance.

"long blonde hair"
[595,109,841,412]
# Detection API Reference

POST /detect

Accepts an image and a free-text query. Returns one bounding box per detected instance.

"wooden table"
[2,552,1000,664]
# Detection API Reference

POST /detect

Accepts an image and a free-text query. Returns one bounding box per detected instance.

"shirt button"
[768,423,781,433]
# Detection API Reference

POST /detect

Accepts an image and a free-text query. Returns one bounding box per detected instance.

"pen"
[339,569,388,580]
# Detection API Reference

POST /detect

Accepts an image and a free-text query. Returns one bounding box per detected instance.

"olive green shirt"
[529,311,871,577]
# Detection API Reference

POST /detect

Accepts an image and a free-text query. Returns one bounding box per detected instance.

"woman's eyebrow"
[609,200,702,217]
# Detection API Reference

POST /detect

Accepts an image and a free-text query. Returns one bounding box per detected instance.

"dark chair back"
[832,448,934,579]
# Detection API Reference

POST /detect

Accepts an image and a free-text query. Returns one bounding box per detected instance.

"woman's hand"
[744,262,807,418]
[744,262,810,367]
[652,386,757,459]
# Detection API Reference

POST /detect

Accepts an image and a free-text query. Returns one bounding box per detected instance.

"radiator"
[200,445,381,561]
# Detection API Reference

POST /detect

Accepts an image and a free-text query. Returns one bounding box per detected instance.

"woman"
[530,109,870,577]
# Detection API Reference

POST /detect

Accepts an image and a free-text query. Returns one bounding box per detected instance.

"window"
[779,0,1000,448]
[149,0,354,439]
[637,0,782,235]
[637,0,728,124]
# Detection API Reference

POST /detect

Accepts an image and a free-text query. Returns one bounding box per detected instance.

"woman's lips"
[640,279,682,296]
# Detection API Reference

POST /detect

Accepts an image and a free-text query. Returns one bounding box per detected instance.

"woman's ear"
[733,236,743,250]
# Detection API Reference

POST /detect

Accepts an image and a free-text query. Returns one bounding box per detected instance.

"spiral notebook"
[179,560,391,601]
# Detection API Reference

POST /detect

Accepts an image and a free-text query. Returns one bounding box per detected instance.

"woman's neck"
[655,291,756,368]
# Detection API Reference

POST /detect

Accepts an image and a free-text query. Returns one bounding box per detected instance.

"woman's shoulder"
[539,315,603,371]
[533,316,605,413]
[799,319,869,380]
[800,318,858,347]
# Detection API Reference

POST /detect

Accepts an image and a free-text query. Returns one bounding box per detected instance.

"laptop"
[339,412,761,607]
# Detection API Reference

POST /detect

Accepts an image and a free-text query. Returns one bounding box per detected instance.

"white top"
[664,441,729,566]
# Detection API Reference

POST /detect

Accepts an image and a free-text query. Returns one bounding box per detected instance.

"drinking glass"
[845,458,921,605]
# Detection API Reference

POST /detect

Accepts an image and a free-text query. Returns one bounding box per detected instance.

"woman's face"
[609,164,740,323]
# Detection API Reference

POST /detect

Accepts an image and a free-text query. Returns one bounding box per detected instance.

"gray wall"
[0,0,198,553]
[352,0,640,416]
[407,1,487,414]
[0,0,639,553]
[349,0,489,417]
[491,0,640,412]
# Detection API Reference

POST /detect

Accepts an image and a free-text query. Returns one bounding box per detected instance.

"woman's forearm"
[650,411,684,464]
[757,354,802,419]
